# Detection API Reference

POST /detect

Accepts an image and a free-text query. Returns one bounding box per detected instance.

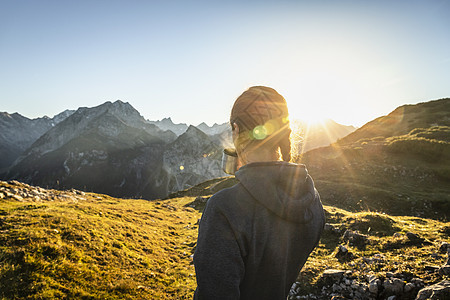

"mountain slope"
[337,98,450,145]
[0,110,74,170]
[4,101,178,199]
[298,99,450,220]
[163,125,224,194]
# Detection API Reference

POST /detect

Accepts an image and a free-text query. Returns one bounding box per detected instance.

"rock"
[369,279,381,294]
[324,223,341,234]
[343,230,368,248]
[415,280,450,300]
[439,265,450,276]
[424,265,440,273]
[404,283,415,293]
[383,278,404,295]
[393,232,402,238]
[0,192,4,199]
[323,269,345,281]
[387,296,396,300]
[447,247,450,265]
[411,278,425,288]
[335,245,354,261]
[439,242,449,253]
[332,283,342,292]
[406,232,424,243]
[11,194,24,201]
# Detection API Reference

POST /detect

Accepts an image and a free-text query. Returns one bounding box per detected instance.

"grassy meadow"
[1,179,449,299]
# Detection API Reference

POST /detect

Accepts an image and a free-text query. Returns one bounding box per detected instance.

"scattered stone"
[411,278,425,288]
[383,278,405,296]
[439,242,449,254]
[386,272,395,278]
[343,230,368,248]
[439,265,450,276]
[369,279,381,294]
[11,194,24,201]
[324,223,342,234]
[323,269,345,282]
[415,280,450,300]
[335,244,354,261]
[447,247,450,265]
[393,232,403,238]
[424,265,440,273]
[406,232,424,243]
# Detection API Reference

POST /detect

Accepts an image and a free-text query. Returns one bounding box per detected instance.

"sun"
[289,107,329,126]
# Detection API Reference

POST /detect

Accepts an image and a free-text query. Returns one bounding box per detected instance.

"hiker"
[193,86,325,299]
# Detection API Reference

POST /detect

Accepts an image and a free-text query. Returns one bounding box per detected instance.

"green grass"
[1,179,449,299]
[299,127,450,220]
[0,181,201,299]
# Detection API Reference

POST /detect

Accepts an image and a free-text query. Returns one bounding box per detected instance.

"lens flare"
[252,125,268,140]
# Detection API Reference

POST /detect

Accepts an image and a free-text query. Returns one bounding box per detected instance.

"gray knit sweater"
[193,161,325,300]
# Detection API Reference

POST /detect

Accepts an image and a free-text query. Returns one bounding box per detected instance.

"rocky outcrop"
[0,180,86,203]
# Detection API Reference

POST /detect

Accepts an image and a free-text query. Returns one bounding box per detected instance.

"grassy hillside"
[0,181,200,299]
[1,180,449,299]
[338,98,450,145]
[299,125,450,221]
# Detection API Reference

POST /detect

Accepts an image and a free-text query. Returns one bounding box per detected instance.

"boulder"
[383,278,404,295]
[415,280,450,300]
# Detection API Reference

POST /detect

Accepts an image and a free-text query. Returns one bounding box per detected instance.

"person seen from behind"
[193,86,325,299]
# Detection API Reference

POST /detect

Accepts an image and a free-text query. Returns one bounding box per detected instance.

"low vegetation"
[1,180,449,299]
[299,126,450,220]
[0,181,200,299]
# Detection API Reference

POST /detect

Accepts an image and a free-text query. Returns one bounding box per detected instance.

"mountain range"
[0,109,74,170]
[0,100,355,199]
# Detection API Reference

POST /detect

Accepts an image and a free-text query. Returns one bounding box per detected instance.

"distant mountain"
[2,101,226,199]
[148,117,188,136]
[149,117,356,153]
[163,125,223,194]
[298,98,450,219]
[291,119,356,154]
[0,110,74,170]
[196,122,230,136]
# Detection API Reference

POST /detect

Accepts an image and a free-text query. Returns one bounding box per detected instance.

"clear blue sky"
[1,0,449,126]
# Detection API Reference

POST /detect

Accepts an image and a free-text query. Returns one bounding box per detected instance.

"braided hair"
[230,86,291,162]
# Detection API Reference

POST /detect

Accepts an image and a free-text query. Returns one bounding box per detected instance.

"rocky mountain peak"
[184,125,206,136]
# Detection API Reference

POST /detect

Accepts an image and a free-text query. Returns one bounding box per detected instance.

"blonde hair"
[230,86,291,162]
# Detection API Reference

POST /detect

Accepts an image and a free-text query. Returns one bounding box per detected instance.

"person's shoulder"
[208,183,242,206]
[206,182,253,213]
